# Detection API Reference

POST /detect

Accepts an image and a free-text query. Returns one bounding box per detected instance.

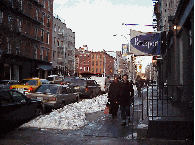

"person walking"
[119,74,134,126]
[108,76,120,119]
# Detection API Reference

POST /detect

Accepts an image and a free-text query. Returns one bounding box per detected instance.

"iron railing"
[147,84,194,120]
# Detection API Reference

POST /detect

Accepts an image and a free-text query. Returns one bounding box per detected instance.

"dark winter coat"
[119,80,134,106]
[108,81,120,102]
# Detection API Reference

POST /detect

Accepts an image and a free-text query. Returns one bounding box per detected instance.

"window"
[17,18,22,32]
[47,17,50,27]
[92,61,94,66]
[46,32,49,44]
[80,67,82,71]
[84,67,86,71]
[100,68,102,73]
[42,0,45,8]
[100,54,102,59]
[92,55,94,59]
[41,29,44,41]
[54,37,56,44]
[40,48,43,60]
[35,27,38,39]
[57,38,60,46]
[100,61,102,66]
[96,55,98,59]
[96,68,98,73]
[42,12,45,25]
[0,11,3,23]
[34,45,37,59]
[10,91,26,103]
[36,8,39,20]
[45,48,49,61]
[53,50,56,61]
[54,24,56,32]
[16,42,20,55]
[7,37,11,53]
[8,15,13,30]
[91,68,94,73]
[48,0,51,12]
[58,26,60,32]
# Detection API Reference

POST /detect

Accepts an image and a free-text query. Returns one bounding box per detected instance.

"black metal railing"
[147,84,194,120]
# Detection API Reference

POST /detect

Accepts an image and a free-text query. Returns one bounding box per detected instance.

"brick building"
[0,0,53,81]
[77,49,114,78]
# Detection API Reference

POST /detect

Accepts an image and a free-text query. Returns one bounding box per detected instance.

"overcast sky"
[53,0,155,52]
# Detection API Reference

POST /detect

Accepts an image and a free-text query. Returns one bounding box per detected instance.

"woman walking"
[108,76,120,119]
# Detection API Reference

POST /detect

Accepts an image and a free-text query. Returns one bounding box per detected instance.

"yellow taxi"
[10,77,45,94]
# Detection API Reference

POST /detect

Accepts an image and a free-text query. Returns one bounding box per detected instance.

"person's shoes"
[121,122,126,126]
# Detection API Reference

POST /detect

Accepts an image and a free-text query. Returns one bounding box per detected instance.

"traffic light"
[139,65,142,69]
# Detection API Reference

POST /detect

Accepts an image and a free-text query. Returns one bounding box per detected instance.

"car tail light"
[85,87,89,92]
[28,87,33,92]
[10,86,12,89]
[48,97,56,101]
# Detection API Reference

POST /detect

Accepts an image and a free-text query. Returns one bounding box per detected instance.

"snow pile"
[22,94,108,130]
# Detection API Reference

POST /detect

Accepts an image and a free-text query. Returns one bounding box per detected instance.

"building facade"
[154,0,194,107]
[0,0,53,80]
[52,15,75,76]
[77,49,114,78]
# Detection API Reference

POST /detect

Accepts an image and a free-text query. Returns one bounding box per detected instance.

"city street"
[0,86,193,145]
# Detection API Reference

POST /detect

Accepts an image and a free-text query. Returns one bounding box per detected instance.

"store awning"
[37,64,53,71]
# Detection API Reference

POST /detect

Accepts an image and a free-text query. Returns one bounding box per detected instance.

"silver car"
[27,84,79,109]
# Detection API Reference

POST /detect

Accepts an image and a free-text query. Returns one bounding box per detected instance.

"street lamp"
[113,34,130,53]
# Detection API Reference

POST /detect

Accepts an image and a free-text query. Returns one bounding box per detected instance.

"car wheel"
[35,107,43,117]
[76,94,79,102]
[60,101,66,108]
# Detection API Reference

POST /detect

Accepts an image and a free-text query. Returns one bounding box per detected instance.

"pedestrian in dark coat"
[119,74,134,126]
[108,76,120,119]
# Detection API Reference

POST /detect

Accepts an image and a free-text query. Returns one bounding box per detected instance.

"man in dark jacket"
[108,76,120,119]
[119,74,134,126]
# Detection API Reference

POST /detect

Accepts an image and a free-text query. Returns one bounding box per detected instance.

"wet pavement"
[0,85,193,145]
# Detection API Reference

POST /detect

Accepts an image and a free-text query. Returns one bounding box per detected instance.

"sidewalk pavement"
[0,85,193,145]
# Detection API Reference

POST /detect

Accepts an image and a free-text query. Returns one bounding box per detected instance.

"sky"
[53,0,155,52]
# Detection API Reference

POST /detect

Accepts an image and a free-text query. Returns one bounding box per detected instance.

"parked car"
[10,77,45,95]
[46,75,64,84]
[69,78,101,99]
[0,89,44,130]
[40,79,50,84]
[0,80,19,89]
[27,84,79,109]
[60,76,77,85]
[90,76,110,94]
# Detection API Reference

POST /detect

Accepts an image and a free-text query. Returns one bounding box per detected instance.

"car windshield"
[64,77,74,82]
[19,80,37,85]
[35,85,58,94]
[70,79,86,86]
[46,77,54,81]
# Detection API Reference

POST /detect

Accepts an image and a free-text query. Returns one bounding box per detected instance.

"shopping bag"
[104,106,110,114]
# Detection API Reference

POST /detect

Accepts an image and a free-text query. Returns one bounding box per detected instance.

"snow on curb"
[21,94,108,130]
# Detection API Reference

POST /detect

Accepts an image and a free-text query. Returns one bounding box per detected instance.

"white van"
[90,76,110,94]
[46,75,64,84]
